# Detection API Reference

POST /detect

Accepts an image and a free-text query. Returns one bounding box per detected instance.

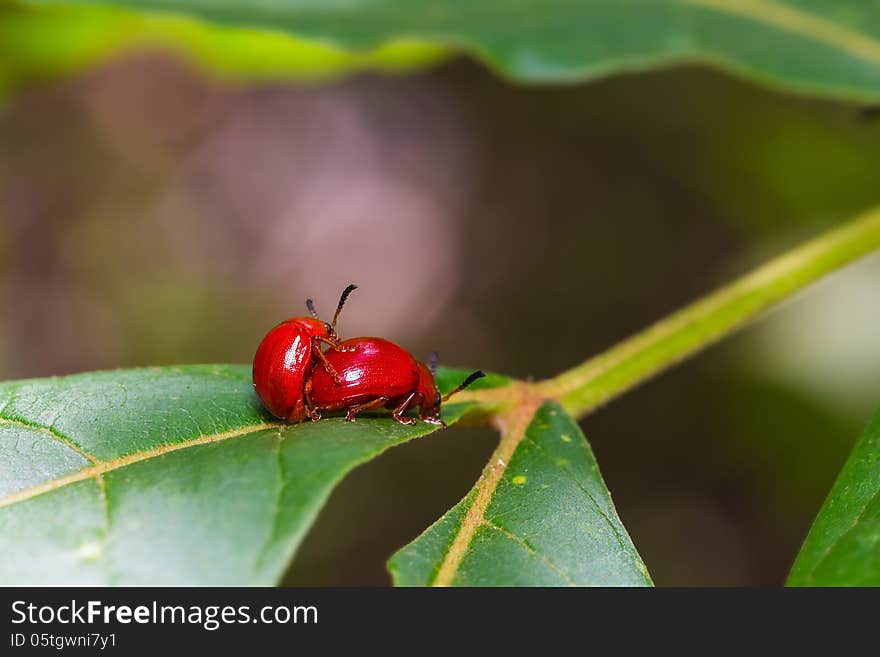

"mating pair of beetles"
[253,284,484,426]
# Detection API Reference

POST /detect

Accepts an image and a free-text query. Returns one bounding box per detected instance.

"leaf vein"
[95,474,114,585]
[685,0,880,65]
[0,416,98,464]
[521,434,632,556]
[255,428,286,572]
[431,394,541,586]
[0,422,282,510]
[803,489,880,582]
[482,521,576,585]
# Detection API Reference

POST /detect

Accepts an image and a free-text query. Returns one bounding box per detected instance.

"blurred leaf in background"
[0,2,446,97]
[8,0,880,99]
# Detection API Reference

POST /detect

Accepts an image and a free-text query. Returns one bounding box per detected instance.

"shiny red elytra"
[307,337,485,426]
[252,285,357,422]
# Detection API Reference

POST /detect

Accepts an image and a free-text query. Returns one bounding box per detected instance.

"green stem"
[534,206,880,419]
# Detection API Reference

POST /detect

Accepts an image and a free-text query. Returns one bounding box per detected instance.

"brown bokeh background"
[2,53,880,585]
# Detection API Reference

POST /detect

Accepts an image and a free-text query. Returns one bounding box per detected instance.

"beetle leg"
[303,381,321,422]
[313,343,344,384]
[317,336,357,353]
[422,415,447,428]
[416,393,447,427]
[391,392,418,426]
[345,397,388,422]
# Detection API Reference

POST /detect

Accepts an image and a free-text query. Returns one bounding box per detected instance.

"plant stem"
[531,206,880,419]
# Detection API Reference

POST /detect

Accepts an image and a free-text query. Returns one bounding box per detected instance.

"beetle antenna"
[331,283,358,329]
[306,298,319,319]
[428,352,439,377]
[442,370,486,401]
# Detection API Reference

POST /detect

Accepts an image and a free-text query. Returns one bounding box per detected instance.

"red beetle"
[307,337,485,426]
[253,284,357,422]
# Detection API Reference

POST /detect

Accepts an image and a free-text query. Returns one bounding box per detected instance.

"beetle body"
[252,285,357,421]
[308,337,483,426]
[253,317,334,422]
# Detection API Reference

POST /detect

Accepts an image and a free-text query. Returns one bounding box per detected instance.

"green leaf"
[0,364,504,585]
[0,2,446,96]
[388,401,651,586]
[787,408,880,586]
[14,0,880,100]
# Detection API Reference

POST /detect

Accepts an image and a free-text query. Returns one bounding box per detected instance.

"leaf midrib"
[0,421,282,510]
[431,394,541,586]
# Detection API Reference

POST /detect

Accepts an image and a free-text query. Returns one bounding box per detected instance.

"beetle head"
[419,358,486,426]
[303,283,357,341]
[290,317,334,339]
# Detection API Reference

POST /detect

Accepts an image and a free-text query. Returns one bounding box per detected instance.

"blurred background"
[2,45,880,585]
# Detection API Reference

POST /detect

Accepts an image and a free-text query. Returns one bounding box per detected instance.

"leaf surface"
[0,2,445,96]
[788,408,880,586]
[8,1,880,99]
[389,401,651,586]
[0,365,500,585]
